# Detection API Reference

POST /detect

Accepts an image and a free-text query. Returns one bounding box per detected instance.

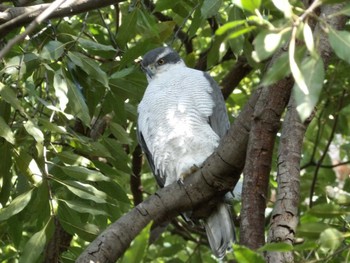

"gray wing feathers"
[204,203,235,258]
[203,72,230,137]
[137,128,165,188]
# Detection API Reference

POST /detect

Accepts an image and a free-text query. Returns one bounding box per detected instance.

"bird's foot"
[178,165,200,185]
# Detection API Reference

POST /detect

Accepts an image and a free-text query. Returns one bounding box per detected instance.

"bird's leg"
[178,164,200,185]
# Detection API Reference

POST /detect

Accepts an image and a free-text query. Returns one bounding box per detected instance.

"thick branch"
[0,0,125,36]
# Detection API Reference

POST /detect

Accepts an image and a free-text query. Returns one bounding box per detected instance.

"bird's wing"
[137,124,166,188]
[203,73,230,138]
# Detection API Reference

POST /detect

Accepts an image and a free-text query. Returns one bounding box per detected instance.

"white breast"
[138,65,220,186]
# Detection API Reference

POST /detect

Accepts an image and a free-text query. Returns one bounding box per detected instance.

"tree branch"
[0,0,125,36]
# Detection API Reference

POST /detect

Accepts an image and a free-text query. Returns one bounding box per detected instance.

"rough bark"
[240,76,293,249]
[265,99,310,263]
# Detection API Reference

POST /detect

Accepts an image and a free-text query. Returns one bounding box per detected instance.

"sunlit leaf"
[303,23,316,57]
[233,0,261,13]
[216,20,246,35]
[272,0,292,18]
[0,116,15,144]
[293,56,325,122]
[319,228,344,251]
[109,122,133,144]
[297,222,329,239]
[0,83,26,116]
[258,242,293,252]
[54,69,69,111]
[58,199,109,216]
[0,189,34,221]
[24,119,44,143]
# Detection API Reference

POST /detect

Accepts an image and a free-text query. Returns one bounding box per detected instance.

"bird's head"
[141,47,184,81]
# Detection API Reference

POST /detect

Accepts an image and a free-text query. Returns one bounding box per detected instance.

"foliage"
[0,0,350,262]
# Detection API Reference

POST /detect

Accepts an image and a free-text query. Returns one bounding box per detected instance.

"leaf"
[233,0,261,13]
[24,119,44,143]
[60,166,110,182]
[109,122,133,144]
[0,116,15,144]
[252,30,286,62]
[155,0,178,12]
[121,222,152,263]
[329,29,350,65]
[77,38,116,52]
[293,56,325,122]
[58,199,109,216]
[19,217,54,263]
[258,242,293,252]
[40,41,65,61]
[65,73,91,127]
[319,228,344,251]
[232,244,266,263]
[0,82,26,116]
[53,69,69,111]
[309,203,348,218]
[303,22,316,57]
[297,222,329,239]
[201,0,222,18]
[58,180,107,204]
[216,20,247,35]
[67,51,108,88]
[0,189,34,221]
[228,25,256,39]
[271,0,292,18]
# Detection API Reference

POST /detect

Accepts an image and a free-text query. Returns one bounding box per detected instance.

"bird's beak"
[141,63,156,79]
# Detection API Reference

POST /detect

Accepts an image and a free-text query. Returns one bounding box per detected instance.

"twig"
[0,0,70,60]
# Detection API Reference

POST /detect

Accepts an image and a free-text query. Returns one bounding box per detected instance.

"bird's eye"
[157,59,165,65]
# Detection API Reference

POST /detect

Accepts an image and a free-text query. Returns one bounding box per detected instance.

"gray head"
[141,47,184,81]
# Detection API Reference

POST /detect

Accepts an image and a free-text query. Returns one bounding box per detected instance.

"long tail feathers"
[204,202,235,258]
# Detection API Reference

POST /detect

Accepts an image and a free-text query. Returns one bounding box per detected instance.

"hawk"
[137,47,235,258]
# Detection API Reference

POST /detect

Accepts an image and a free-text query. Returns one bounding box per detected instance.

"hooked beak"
[141,63,156,79]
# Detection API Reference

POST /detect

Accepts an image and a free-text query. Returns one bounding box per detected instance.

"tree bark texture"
[265,99,309,263]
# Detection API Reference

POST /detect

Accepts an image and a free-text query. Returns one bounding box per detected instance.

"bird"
[137,46,235,258]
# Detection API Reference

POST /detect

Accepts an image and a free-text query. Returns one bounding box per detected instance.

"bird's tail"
[204,202,235,258]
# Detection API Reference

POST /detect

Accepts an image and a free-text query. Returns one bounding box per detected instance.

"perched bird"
[137,46,235,258]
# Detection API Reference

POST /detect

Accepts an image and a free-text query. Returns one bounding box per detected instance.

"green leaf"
[58,199,109,216]
[297,222,330,239]
[60,166,110,182]
[121,222,152,263]
[0,116,15,144]
[0,83,26,117]
[0,189,34,221]
[258,242,293,252]
[0,142,12,206]
[233,0,261,13]
[309,203,347,218]
[65,73,91,127]
[58,180,107,204]
[20,217,54,263]
[293,56,325,122]
[77,38,116,52]
[40,41,65,61]
[329,29,350,65]
[67,51,108,88]
[232,244,266,263]
[319,228,344,251]
[252,30,287,62]
[23,119,44,143]
[216,20,247,36]
[201,0,222,18]
[155,0,178,12]
[54,69,69,111]
[109,122,133,144]
[228,26,256,39]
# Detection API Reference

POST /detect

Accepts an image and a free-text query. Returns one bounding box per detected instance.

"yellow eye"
[157,59,165,65]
